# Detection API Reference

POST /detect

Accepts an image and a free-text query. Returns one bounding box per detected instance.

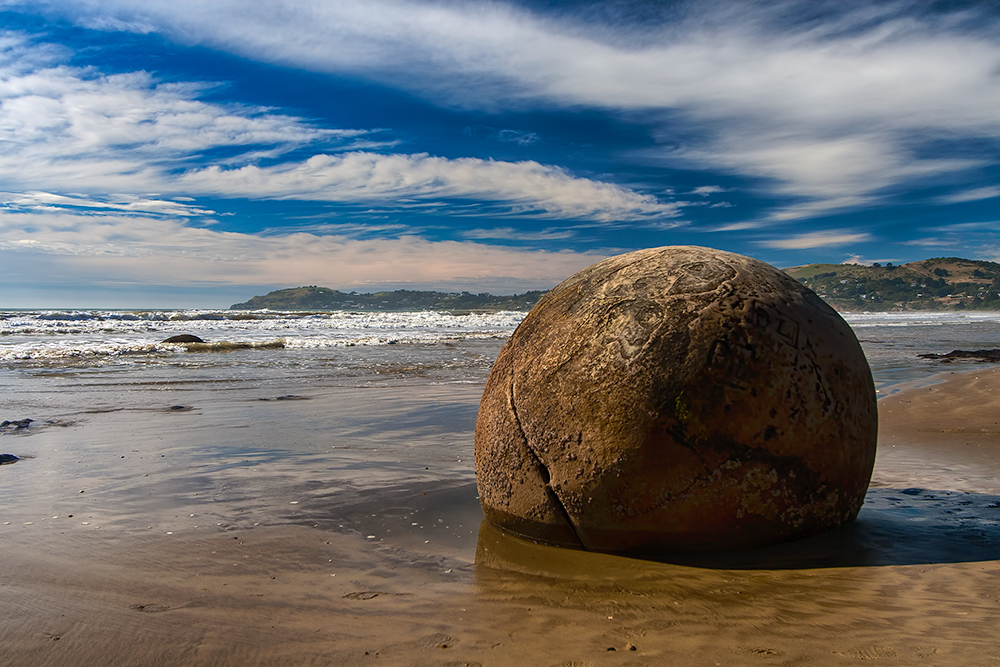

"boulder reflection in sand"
[476,486,1000,574]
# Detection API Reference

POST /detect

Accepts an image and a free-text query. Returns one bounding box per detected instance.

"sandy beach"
[3,0,1000,662]
[2,368,1000,666]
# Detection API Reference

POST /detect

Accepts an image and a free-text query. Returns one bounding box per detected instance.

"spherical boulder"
[475,246,877,554]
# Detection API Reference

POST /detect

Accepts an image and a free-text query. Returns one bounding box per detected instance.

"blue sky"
[0,0,998,307]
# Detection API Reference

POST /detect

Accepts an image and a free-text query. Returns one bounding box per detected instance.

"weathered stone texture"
[475,246,877,554]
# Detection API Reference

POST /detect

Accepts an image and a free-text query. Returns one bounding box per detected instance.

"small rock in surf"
[162,335,205,343]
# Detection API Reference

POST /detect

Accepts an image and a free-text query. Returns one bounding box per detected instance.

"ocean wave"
[0,341,164,361]
[842,312,1000,328]
[176,340,286,352]
[10,308,1000,334]
[0,309,527,336]
[0,331,511,362]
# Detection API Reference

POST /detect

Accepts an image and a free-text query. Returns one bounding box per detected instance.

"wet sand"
[3,371,1000,666]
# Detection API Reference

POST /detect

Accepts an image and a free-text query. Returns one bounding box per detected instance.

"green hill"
[783,257,1000,311]
[230,286,546,311]
[232,257,1000,313]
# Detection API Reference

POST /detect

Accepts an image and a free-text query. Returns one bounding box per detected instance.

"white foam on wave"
[10,308,999,333]
[0,309,527,362]
[842,311,1000,328]
[7,307,1000,363]
[0,340,165,362]
[1,309,525,334]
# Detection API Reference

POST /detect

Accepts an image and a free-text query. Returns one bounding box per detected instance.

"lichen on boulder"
[474,246,877,554]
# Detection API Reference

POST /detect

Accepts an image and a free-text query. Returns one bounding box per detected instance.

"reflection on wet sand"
[476,485,1000,575]
[2,368,1000,665]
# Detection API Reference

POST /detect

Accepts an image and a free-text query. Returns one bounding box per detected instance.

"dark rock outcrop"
[162,335,205,344]
[475,246,878,554]
[917,349,1000,362]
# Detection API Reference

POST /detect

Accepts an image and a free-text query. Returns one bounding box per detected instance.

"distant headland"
[230,287,547,312]
[232,257,1000,312]
[783,257,1000,312]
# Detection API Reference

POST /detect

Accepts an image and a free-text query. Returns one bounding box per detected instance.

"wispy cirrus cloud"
[762,231,871,250]
[937,186,1000,204]
[178,153,682,222]
[0,33,681,224]
[0,44,346,157]
[901,223,1000,260]
[0,36,348,193]
[30,0,1000,219]
[0,191,217,217]
[461,227,575,241]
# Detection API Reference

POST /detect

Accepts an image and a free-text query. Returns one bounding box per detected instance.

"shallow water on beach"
[4,307,1000,384]
[846,311,1000,393]
[2,309,1000,540]
[3,309,1000,665]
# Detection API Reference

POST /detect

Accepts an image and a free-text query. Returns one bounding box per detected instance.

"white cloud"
[763,231,871,249]
[0,39,347,193]
[0,33,681,224]
[462,227,575,241]
[711,221,759,232]
[177,153,681,222]
[927,220,1000,232]
[41,0,1000,217]
[938,186,1000,204]
[0,191,216,217]
[901,225,1000,259]
[0,55,342,159]
[677,133,983,220]
[0,208,603,289]
[904,236,955,248]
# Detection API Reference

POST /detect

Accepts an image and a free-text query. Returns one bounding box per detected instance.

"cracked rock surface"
[474,246,877,554]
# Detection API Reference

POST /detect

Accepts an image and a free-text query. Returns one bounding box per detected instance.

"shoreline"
[2,370,1000,665]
